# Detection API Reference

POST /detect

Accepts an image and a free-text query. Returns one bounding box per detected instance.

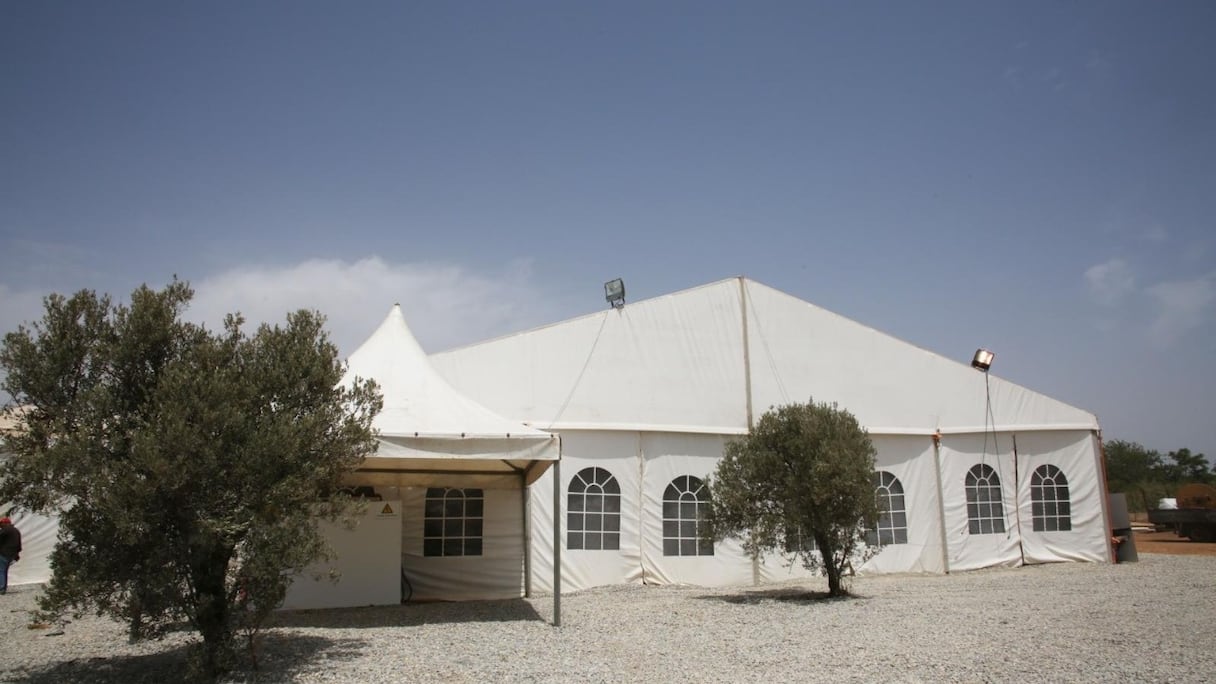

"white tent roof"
[342,305,557,488]
[430,278,1099,436]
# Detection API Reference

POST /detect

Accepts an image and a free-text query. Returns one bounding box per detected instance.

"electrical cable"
[401,566,413,604]
[983,371,1013,538]
[546,311,610,430]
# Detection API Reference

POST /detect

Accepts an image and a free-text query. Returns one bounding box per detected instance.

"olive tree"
[707,400,878,597]
[0,281,381,679]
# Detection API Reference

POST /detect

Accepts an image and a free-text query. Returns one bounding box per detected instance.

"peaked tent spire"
[344,304,552,440]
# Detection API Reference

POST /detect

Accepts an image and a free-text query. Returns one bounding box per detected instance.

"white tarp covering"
[432,277,1111,591]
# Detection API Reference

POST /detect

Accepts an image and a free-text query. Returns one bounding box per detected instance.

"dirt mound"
[1132,529,1216,556]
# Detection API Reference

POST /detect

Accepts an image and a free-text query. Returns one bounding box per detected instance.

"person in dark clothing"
[0,516,21,594]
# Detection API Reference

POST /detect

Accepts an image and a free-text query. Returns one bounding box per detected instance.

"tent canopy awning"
[341,305,560,490]
[345,433,559,489]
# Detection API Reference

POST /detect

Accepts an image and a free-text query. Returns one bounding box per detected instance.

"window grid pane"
[869,471,909,547]
[568,468,622,551]
[662,475,714,556]
[964,464,1006,536]
[423,488,485,557]
[1030,464,1072,532]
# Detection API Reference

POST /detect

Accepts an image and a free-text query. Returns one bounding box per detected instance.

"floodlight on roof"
[971,348,995,372]
[604,278,625,309]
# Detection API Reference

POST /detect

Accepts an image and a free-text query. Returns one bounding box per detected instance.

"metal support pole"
[522,471,532,598]
[552,455,562,627]
[931,432,951,574]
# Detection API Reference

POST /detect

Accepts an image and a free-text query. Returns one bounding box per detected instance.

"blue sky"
[2,2,1213,459]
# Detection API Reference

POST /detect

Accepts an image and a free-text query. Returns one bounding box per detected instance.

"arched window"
[568,467,621,550]
[867,471,908,546]
[423,488,484,556]
[663,475,714,556]
[1031,464,1072,532]
[965,464,1006,535]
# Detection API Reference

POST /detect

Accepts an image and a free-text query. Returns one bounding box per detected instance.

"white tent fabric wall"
[858,435,946,575]
[638,432,753,587]
[527,432,645,594]
[1014,430,1108,564]
[939,433,1025,572]
[432,277,1113,591]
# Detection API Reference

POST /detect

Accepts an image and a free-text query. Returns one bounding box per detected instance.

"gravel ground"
[2,553,1213,683]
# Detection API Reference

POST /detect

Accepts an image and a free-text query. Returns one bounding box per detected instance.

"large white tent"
[284,305,562,610]
[430,277,1113,592]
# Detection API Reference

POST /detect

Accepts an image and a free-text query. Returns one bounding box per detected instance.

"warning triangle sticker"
[381,503,394,515]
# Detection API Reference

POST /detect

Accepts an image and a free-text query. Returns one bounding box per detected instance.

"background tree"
[1161,448,1212,484]
[707,400,878,597]
[0,281,382,680]
[1103,440,1166,511]
[1103,440,1213,512]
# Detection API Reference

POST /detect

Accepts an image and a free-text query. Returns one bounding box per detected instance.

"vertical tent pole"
[932,432,951,574]
[552,448,562,626]
[1094,430,1117,564]
[522,469,532,598]
[740,277,760,585]
[1012,434,1026,565]
[739,276,754,430]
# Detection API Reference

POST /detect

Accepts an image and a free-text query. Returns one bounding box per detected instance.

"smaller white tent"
[286,305,562,611]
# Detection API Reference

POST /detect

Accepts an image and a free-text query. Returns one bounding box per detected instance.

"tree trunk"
[192,545,235,679]
[816,535,846,597]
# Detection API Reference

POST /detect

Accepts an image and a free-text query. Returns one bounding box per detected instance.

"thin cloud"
[0,284,49,339]
[186,257,556,355]
[1084,258,1136,307]
[1002,66,1024,88]
[1142,224,1168,243]
[1146,273,1216,347]
[0,258,565,359]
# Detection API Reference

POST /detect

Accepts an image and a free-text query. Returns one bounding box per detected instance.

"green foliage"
[706,400,878,597]
[0,281,382,680]
[1103,439,1213,512]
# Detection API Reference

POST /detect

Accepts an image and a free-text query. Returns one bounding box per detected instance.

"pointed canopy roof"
[342,305,556,489]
